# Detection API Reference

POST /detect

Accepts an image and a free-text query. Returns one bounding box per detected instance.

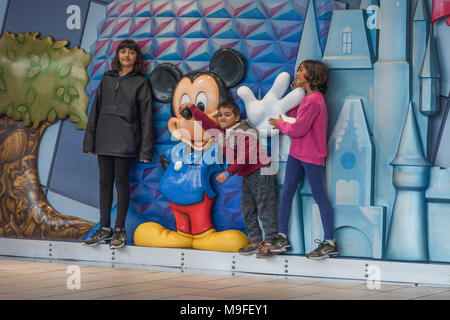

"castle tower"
[326,99,374,206]
[373,0,410,229]
[419,33,441,117]
[385,102,430,261]
[412,0,430,157]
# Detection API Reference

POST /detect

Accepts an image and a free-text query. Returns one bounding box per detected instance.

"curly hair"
[111,39,146,74]
[299,60,329,95]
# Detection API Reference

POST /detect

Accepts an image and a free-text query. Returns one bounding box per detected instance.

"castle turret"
[294,0,322,71]
[419,33,441,117]
[412,0,430,158]
[326,99,374,206]
[373,0,410,230]
[385,102,430,261]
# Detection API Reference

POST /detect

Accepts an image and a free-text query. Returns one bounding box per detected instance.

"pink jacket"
[277,91,328,166]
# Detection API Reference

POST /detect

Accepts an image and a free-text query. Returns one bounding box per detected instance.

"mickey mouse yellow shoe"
[192,228,249,252]
[133,222,193,248]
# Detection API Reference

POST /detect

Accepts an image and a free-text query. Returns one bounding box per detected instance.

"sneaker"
[306,239,338,260]
[268,234,291,254]
[256,242,274,259]
[110,227,127,249]
[238,242,263,256]
[82,227,113,246]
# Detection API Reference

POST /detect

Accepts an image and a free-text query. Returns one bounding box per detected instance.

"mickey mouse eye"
[180,94,191,106]
[196,92,207,112]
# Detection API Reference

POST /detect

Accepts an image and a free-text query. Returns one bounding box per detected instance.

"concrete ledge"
[1,237,450,286]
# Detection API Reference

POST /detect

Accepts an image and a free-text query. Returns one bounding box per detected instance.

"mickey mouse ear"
[149,63,182,103]
[210,48,245,88]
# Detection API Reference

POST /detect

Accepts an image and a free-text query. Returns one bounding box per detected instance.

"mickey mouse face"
[150,48,245,151]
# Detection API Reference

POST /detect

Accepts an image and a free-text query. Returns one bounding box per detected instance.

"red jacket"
[189,105,270,176]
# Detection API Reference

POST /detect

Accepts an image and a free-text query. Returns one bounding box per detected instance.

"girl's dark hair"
[219,101,241,117]
[298,60,329,95]
[111,39,145,74]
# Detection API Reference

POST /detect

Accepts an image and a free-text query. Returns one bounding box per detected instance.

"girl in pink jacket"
[268,60,337,260]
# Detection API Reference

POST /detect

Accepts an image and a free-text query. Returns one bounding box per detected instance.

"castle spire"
[419,33,441,117]
[391,102,430,167]
[413,0,429,21]
[294,0,322,71]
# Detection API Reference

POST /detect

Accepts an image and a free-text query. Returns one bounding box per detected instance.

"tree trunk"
[0,115,95,240]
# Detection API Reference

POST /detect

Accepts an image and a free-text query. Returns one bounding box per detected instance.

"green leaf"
[53,40,69,49]
[23,113,31,126]
[30,53,40,64]
[17,33,25,43]
[56,87,65,97]
[26,87,36,105]
[47,110,57,122]
[58,64,72,78]
[17,105,28,112]
[7,49,16,61]
[68,87,78,97]
[40,52,50,70]
[63,93,71,104]
[27,65,41,78]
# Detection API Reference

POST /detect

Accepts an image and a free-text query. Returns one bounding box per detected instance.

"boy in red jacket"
[180,101,278,258]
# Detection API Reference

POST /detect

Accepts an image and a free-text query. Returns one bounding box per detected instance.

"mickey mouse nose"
[180,105,193,120]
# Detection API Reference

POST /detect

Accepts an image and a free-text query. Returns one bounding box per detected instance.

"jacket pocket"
[100,104,132,121]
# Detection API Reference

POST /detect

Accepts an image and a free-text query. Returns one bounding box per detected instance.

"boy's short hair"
[219,101,241,117]
[299,60,329,95]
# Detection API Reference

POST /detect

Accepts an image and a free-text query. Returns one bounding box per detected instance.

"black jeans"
[98,155,134,229]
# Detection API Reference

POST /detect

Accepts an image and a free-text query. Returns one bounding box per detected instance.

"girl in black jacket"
[82,39,153,249]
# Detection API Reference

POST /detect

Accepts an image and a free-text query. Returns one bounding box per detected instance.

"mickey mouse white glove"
[237,72,305,137]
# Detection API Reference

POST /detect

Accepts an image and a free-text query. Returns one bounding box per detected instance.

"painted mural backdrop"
[82,0,450,262]
[0,0,449,263]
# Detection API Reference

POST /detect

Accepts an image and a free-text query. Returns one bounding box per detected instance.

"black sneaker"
[255,242,274,259]
[82,227,113,246]
[306,239,338,260]
[110,228,127,249]
[268,234,291,253]
[238,242,263,255]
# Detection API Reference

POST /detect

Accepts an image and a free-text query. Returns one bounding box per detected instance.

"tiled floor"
[0,257,449,300]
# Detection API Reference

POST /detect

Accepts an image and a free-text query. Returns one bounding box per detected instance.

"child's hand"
[216,172,229,184]
[268,115,283,127]
[290,81,298,90]
[140,159,149,163]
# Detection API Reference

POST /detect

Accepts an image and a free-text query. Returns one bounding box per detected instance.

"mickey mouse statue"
[134,49,249,252]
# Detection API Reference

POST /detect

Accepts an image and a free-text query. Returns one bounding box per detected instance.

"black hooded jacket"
[83,70,153,160]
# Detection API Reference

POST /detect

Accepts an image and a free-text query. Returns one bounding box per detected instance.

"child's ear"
[209,48,245,88]
[149,63,182,102]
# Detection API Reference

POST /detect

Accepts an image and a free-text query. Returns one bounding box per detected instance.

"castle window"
[342,27,352,55]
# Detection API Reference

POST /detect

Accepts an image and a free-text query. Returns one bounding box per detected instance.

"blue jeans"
[278,155,334,240]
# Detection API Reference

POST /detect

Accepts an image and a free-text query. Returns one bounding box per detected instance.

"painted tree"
[0,32,95,240]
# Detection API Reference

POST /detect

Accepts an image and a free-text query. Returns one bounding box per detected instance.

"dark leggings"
[279,155,334,240]
[98,155,134,229]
